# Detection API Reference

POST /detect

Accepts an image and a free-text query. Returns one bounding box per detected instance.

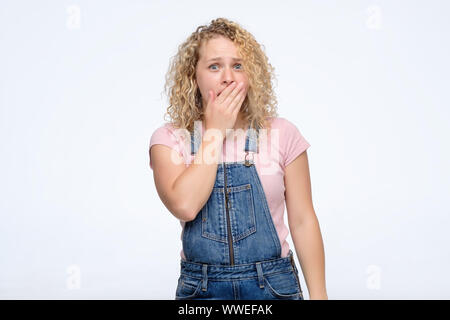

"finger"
[205,90,214,108]
[224,82,244,108]
[216,81,237,104]
[230,87,246,112]
[231,93,246,119]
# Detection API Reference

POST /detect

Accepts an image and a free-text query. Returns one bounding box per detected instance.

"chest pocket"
[201,183,256,243]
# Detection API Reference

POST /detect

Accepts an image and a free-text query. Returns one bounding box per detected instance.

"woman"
[149,18,328,300]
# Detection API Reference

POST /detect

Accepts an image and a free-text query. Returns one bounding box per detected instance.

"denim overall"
[175,122,304,300]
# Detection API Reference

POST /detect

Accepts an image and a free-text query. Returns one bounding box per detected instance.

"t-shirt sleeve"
[281,118,311,168]
[148,125,185,170]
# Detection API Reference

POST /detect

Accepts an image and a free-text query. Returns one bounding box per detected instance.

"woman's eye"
[209,64,242,70]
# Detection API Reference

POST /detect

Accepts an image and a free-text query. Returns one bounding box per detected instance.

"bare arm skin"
[151,80,246,222]
[284,150,328,299]
[150,130,224,222]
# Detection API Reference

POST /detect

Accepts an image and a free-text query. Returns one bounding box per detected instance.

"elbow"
[174,200,198,222]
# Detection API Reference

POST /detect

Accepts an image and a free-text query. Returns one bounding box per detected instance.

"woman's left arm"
[284,150,328,300]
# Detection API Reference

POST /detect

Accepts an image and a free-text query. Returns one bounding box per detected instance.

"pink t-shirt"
[149,117,310,259]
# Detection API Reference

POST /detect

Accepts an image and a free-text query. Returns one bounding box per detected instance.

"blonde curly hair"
[163,17,279,133]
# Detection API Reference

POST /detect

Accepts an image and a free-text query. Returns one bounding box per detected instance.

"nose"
[221,67,236,86]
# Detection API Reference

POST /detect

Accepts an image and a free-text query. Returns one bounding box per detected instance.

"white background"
[1,0,449,299]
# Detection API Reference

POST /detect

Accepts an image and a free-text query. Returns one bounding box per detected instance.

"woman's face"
[195,35,249,108]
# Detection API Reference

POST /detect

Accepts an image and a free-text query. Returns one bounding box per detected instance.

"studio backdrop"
[1,0,449,299]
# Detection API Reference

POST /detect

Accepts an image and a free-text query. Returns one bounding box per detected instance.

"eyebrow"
[206,57,243,62]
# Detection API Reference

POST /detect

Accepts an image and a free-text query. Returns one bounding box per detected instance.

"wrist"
[309,292,328,300]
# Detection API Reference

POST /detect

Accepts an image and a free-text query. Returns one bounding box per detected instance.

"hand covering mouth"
[217,82,237,96]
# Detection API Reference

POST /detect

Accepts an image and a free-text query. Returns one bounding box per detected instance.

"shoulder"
[264,117,302,136]
[149,122,188,151]
[264,117,310,168]
[266,116,296,128]
[150,122,187,141]
[152,122,176,135]
[149,123,188,169]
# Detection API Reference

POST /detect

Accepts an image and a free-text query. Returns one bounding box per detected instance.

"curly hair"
[163,17,279,133]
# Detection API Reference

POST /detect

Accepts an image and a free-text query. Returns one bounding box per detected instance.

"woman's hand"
[204,81,247,139]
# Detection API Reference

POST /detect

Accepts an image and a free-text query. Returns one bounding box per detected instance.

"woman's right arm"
[150,131,224,222]
[151,80,245,222]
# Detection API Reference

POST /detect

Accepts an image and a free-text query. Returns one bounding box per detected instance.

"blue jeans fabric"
[175,249,304,300]
[175,122,304,300]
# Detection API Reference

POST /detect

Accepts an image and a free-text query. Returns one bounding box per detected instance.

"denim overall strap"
[190,120,202,156]
[245,124,259,152]
[190,122,259,156]
[244,124,259,165]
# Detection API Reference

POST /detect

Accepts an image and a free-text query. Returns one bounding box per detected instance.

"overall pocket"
[263,271,302,300]
[202,183,256,242]
[175,275,202,300]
